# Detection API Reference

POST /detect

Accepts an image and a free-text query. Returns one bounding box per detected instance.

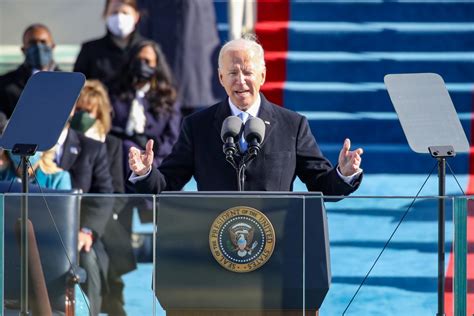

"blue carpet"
[116,172,467,315]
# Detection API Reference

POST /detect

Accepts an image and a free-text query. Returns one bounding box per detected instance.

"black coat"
[139,0,224,108]
[73,31,146,91]
[59,129,114,235]
[136,94,362,194]
[59,129,115,276]
[0,63,60,118]
[105,134,125,194]
[102,134,138,275]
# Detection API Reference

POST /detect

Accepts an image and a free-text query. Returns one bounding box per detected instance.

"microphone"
[221,116,243,157]
[244,117,265,157]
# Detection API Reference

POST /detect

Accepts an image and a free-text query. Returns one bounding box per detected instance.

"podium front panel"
[154,192,330,311]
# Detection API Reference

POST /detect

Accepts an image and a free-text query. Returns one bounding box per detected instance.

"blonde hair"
[76,80,113,137]
[38,147,63,174]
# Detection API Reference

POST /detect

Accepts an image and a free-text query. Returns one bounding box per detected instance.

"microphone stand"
[238,140,260,191]
[223,138,243,191]
[223,144,259,192]
[238,160,246,192]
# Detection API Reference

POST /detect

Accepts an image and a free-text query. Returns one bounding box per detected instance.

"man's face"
[22,27,55,71]
[22,27,54,52]
[218,48,266,111]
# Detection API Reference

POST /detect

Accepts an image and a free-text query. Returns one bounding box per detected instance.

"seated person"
[0,23,59,118]
[74,0,146,91]
[0,148,71,190]
[109,40,181,177]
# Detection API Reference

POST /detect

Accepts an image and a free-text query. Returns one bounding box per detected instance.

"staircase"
[214,0,474,174]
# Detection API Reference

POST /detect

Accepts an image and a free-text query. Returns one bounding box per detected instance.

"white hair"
[218,34,266,71]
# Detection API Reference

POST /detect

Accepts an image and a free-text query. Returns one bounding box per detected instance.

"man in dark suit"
[57,125,115,316]
[129,36,363,195]
[0,23,59,118]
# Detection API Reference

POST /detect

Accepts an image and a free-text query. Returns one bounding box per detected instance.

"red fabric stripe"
[445,89,474,315]
[256,0,289,106]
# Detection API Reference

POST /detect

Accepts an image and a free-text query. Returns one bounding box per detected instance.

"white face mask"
[106,13,136,38]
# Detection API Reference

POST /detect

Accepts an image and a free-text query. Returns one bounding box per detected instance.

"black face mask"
[130,59,156,82]
[24,43,53,69]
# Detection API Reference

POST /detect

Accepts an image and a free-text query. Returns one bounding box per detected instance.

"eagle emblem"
[209,206,276,273]
[229,223,258,257]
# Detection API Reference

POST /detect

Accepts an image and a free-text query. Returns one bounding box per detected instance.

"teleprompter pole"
[429,145,455,316]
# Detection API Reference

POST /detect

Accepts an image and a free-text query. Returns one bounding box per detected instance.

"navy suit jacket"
[136,94,361,195]
[59,129,113,236]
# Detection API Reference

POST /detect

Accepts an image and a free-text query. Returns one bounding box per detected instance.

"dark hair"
[103,0,139,17]
[22,23,52,44]
[113,40,177,114]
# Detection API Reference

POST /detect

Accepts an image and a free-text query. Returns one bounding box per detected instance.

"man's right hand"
[78,231,93,252]
[129,139,154,176]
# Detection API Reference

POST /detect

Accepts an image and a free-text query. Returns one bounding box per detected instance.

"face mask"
[9,151,42,168]
[25,43,53,69]
[106,13,136,38]
[130,59,156,82]
[70,111,96,133]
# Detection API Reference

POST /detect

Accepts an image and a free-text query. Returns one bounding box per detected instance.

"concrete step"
[287,22,474,52]
[0,45,79,74]
[277,52,474,83]
[319,143,469,174]
[281,82,473,113]
[290,1,474,23]
[304,111,471,144]
[218,21,474,52]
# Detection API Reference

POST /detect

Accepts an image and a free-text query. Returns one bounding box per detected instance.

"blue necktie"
[238,112,249,152]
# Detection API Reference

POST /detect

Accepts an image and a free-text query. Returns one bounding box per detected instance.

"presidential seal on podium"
[209,206,276,273]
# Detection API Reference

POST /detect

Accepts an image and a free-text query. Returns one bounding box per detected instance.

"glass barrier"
[153,193,469,316]
[2,193,156,316]
[0,193,469,316]
[0,195,3,315]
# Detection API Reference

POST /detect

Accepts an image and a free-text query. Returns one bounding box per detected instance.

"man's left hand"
[338,138,363,176]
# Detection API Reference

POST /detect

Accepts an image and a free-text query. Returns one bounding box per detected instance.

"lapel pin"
[70,147,79,155]
[264,121,270,125]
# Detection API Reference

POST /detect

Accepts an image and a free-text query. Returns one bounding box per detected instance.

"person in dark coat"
[0,24,116,316]
[109,40,181,178]
[56,125,114,316]
[138,0,225,116]
[0,23,59,118]
[71,80,124,191]
[73,80,135,315]
[74,0,146,92]
[128,37,364,196]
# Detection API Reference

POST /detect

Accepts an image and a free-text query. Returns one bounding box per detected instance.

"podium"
[154,192,330,315]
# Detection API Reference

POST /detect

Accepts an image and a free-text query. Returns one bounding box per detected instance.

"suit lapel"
[213,95,276,147]
[213,99,233,136]
[15,64,32,90]
[256,94,276,147]
[59,129,81,170]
